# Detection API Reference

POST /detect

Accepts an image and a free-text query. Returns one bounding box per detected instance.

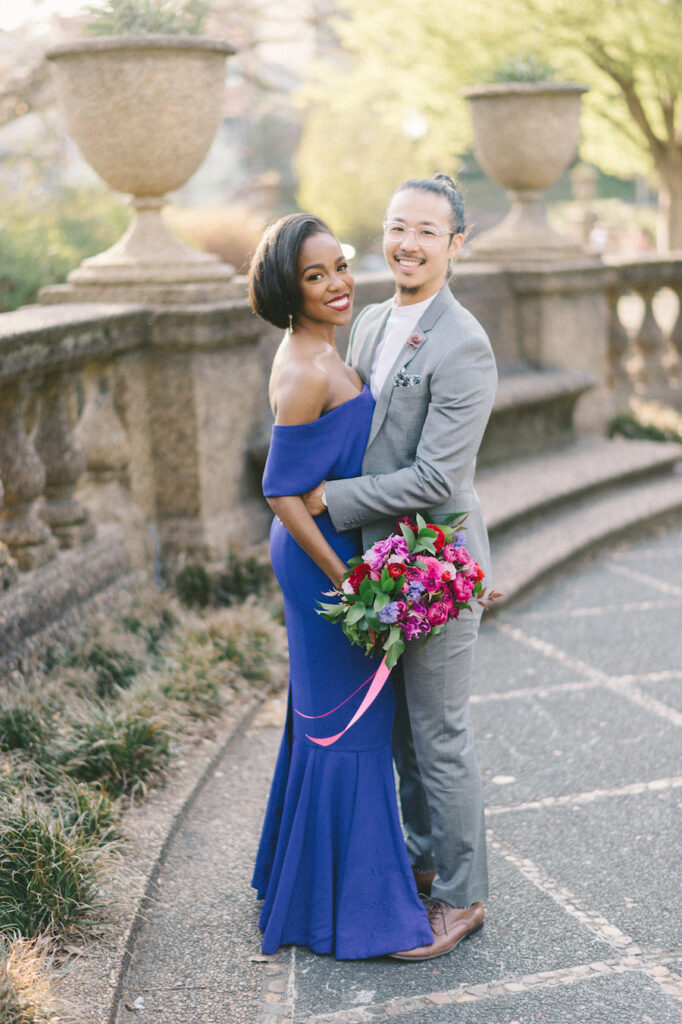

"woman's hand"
[302,481,327,517]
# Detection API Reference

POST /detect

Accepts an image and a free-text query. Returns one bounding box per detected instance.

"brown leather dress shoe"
[412,867,437,897]
[389,898,484,961]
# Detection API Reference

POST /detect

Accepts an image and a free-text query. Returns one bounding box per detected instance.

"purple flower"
[377,601,401,624]
[406,331,424,350]
[364,534,410,570]
[405,581,426,601]
[452,531,467,546]
[400,611,430,640]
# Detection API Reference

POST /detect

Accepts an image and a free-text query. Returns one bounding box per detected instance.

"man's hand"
[302,481,327,517]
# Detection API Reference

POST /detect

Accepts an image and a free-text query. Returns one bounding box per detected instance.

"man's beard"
[397,283,422,297]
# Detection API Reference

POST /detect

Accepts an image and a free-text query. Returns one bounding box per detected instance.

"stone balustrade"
[605,255,682,404]
[0,254,680,661]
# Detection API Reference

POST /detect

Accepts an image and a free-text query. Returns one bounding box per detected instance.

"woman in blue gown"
[248,214,431,960]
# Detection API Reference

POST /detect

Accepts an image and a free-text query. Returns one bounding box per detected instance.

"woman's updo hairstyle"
[391,173,466,236]
[248,213,333,330]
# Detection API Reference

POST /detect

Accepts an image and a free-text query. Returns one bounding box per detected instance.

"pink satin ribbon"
[295,654,392,747]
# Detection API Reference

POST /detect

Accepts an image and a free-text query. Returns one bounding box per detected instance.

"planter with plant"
[42,0,237,304]
[463,57,588,263]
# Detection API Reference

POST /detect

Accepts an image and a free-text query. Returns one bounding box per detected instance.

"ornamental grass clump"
[56,782,120,848]
[61,707,171,800]
[0,802,100,939]
[0,707,46,756]
[83,643,141,699]
[0,935,61,1024]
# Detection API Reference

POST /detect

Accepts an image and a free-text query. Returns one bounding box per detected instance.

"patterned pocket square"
[393,366,422,388]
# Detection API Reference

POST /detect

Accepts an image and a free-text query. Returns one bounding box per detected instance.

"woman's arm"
[268,367,347,590]
[268,495,347,590]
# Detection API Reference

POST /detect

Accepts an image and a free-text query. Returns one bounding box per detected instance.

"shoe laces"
[419,895,450,935]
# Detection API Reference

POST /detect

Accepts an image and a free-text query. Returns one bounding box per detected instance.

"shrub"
[175,564,213,608]
[84,0,209,36]
[0,184,129,312]
[217,551,272,605]
[609,413,682,445]
[0,802,100,939]
[61,708,171,799]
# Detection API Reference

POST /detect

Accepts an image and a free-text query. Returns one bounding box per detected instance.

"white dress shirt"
[369,294,435,398]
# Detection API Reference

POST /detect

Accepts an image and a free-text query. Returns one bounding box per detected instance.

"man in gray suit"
[304,174,497,960]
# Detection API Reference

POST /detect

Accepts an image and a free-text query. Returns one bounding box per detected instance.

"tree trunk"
[656,156,682,251]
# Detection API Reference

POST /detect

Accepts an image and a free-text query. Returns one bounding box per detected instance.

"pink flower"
[406,331,424,350]
[441,591,459,619]
[405,565,429,583]
[423,573,442,593]
[442,544,457,563]
[393,599,409,619]
[453,547,476,574]
[364,534,410,570]
[426,601,449,626]
[452,574,475,602]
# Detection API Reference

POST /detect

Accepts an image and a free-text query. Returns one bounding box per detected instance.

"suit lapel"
[366,283,453,448]
[354,307,391,383]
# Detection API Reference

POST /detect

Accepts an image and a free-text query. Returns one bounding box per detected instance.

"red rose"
[425,524,446,552]
[347,563,372,591]
[387,562,407,579]
[397,516,418,535]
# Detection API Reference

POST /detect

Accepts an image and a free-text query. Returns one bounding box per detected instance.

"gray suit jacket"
[325,281,498,578]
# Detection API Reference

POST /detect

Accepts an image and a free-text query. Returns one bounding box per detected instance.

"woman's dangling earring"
[288,313,293,331]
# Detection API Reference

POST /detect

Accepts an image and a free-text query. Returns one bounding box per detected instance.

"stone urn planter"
[462,82,588,263]
[43,36,236,303]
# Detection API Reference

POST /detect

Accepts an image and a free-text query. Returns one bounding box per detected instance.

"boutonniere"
[406,331,424,350]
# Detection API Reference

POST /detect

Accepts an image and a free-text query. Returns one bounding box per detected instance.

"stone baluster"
[606,286,632,393]
[0,381,58,570]
[630,284,671,396]
[668,281,682,381]
[0,478,19,591]
[34,370,96,549]
[75,365,132,523]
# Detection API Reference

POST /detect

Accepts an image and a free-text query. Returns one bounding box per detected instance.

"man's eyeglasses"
[382,222,453,246]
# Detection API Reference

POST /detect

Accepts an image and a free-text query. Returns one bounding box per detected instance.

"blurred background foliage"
[0,176,130,311]
[0,0,679,305]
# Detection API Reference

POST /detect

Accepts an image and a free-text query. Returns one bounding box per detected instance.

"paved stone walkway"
[115,526,682,1024]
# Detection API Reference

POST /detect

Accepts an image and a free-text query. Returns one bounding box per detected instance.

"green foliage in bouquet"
[318,514,492,671]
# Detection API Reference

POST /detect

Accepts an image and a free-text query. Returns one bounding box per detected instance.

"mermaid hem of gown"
[252,696,432,960]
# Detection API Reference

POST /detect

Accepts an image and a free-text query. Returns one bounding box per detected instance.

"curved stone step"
[478,437,682,535]
[486,468,682,607]
[480,367,596,464]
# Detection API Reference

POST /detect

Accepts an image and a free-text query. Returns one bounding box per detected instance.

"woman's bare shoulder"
[272,362,330,425]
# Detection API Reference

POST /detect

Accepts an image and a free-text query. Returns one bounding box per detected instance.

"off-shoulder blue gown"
[252,385,431,959]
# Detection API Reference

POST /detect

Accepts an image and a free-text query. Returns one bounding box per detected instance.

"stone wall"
[1,257,680,664]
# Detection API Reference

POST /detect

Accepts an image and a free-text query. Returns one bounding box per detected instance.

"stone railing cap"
[462,82,588,99]
[46,36,236,59]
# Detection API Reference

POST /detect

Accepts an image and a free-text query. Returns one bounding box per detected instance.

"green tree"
[297,0,682,250]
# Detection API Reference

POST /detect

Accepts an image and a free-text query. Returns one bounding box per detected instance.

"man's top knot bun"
[433,173,457,191]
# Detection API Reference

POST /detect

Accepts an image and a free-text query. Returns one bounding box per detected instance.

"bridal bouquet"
[318,514,494,670]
